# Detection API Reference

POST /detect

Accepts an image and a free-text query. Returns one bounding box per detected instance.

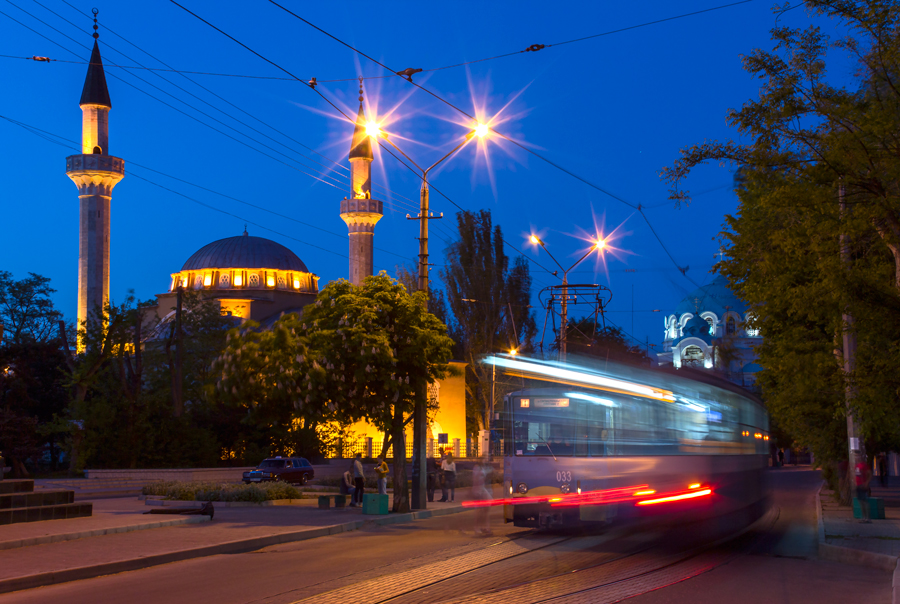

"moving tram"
[488,355,769,529]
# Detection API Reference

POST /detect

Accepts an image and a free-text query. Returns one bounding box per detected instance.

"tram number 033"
[556,471,572,482]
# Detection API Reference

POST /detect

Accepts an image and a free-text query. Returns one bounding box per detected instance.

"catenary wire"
[266,0,700,287]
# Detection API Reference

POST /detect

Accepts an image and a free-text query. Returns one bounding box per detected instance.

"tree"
[300,274,453,513]
[660,0,900,481]
[0,271,66,345]
[556,319,649,365]
[440,210,537,433]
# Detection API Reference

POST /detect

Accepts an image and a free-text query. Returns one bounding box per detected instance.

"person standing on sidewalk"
[352,453,365,506]
[374,456,389,495]
[855,454,872,523]
[471,460,493,535]
[340,469,356,506]
[441,453,457,502]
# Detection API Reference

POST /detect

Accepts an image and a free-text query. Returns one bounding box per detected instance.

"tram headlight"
[517,482,528,494]
[560,484,570,494]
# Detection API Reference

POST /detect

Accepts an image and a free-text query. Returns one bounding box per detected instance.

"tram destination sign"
[534,398,570,408]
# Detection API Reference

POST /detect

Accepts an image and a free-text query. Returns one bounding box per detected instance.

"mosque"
[656,275,763,387]
[65,22,466,457]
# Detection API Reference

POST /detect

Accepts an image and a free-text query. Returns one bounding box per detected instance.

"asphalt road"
[0,467,890,604]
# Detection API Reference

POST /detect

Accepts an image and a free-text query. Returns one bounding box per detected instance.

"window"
[682,345,704,368]
[194,275,203,290]
[277,276,286,289]
[219,273,230,288]
[726,316,736,335]
[705,317,715,335]
[249,274,260,287]
[92,146,102,154]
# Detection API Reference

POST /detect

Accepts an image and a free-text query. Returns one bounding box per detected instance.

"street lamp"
[530,235,605,362]
[364,120,489,510]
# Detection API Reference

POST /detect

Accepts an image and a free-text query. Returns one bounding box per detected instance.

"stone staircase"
[0,480,92,525]
[36,478,155,500]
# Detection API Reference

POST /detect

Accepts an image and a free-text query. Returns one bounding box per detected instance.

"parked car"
[242,457,315,485]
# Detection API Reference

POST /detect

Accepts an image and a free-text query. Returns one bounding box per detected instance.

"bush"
[142,480,301,502]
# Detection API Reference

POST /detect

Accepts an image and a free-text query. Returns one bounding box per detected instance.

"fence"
[331,437,485,460]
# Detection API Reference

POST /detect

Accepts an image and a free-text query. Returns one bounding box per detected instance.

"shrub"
[141,480,301,502]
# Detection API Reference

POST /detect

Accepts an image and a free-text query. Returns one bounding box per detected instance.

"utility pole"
[839,181,865,482]
[174,285,184,417]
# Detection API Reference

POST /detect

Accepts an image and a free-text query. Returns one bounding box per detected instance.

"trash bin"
[853,497,886,519]
[362,493,389,515]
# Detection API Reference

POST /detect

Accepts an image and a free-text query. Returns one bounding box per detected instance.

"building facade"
[656,275,763,387]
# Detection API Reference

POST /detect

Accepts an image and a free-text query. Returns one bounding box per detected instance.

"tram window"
[512,414,575,456]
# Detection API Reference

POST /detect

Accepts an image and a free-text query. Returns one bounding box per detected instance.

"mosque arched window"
[92,146,102,154]
[248,274,259,288]
[277,276,286,289]
[219,273,230,288]
[194,276,203,290]
[726,316,736,335]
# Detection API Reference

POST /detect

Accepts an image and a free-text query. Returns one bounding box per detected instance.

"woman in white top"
[440,453,457,502]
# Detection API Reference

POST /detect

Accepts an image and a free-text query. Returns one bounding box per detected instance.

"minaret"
[339,82,383,286]
[66,10,124,338]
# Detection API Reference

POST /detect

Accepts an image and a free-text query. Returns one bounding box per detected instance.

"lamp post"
[364,121,488,510]
[530,236,605,362]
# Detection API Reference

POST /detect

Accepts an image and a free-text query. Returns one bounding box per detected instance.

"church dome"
[181,233,309,273]
[674,275,746,317]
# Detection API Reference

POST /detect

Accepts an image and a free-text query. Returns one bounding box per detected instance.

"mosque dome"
[167,230,318,298]
[181,232,309,273]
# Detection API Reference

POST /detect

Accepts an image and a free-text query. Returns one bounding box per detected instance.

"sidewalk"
[816,478,900,604]
[0,494,468,595]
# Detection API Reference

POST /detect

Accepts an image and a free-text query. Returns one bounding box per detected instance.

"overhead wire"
[0,113,412,265]
[266,0,702,287]
[7,0,752,85]
[11,0,423,219]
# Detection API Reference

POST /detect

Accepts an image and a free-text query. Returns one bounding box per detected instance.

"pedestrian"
[878,453,888,487]
[441,453,457,502]
[375,455,389,495]
[352,452,365,506]
[340,469,355,506]
[426,455,437,502]
[855,454,872,523]
[777,449,784,467]
[471,460,493,535]
[438,451,448,502]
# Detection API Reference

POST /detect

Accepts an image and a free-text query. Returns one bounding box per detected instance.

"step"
[0,502,92,525]
[0,480,34,495]
[0,489,74,510]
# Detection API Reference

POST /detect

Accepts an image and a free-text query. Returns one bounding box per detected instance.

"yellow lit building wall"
[344,362,468,456]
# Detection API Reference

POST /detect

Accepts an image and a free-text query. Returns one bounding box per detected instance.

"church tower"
[339,84,383,286]
[65,11,124,336]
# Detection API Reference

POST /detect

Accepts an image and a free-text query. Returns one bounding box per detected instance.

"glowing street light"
[361,114,492,510]
[530,235,606,361]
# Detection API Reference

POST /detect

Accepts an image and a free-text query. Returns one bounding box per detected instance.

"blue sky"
[0,0,851,353]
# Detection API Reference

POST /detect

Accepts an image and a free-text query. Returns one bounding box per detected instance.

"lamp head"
[509,348,518,356]
[474,122,489,138]
[365,122,382,138]
[530,235,541,245]
[595,239,606,250]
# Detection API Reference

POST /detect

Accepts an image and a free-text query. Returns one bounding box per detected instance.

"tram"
[483,355,769,529]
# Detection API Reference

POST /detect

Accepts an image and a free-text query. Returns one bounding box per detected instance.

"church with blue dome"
[656,275,763,387]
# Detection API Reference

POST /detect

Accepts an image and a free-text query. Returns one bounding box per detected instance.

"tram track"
[386,506,780,604]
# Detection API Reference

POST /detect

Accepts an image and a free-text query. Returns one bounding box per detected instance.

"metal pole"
[840,181,865,481]
[174,285,184,418]
[560,271,568,362]
[411,179,428,510]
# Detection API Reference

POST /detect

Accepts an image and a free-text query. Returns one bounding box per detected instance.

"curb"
[0,515,210,552]
[0,504,469,595]
[145,498,307,508]
[815,481,900,603]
